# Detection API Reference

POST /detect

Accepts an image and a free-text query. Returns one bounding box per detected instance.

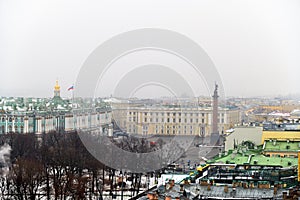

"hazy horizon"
[1,0,300,98]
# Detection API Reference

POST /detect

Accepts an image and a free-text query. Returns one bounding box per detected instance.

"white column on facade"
[46,118,49,132]
[12,118,15,132]
[24,119,28,133]
[64,116,69,131]
[5,117,8,133]
[65,116,73,131]
[45,118,49,133]
[36,118,40,133]
[39,118,42,133]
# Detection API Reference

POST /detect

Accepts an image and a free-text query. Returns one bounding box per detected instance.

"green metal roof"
[214,152,298,167]
[264,140,300,152]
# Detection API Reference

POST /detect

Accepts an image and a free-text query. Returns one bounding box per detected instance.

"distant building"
[262,129,300,144]
[112,101,240,136]
[0,81,113,135]
[263,139,300,158]
[224,127,262,151]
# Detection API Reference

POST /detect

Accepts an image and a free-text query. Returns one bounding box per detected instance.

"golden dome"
[54,80,60,91]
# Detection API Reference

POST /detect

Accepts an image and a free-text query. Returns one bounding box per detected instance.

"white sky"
[0,0,299,98]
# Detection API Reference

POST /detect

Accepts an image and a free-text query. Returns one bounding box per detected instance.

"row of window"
[1,125,24,134]
[127,117,225,124]
[127,124,206,135]
[140,117,206,123]
[129,112,225,117]
[1,117,25,122]
[1,113,111,123]
[129,112,210,117]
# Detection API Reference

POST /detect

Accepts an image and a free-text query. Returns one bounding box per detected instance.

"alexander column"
[210,83,219,145]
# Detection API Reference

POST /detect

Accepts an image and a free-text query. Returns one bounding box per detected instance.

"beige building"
[113,105,240,136]
[224,127,263,151]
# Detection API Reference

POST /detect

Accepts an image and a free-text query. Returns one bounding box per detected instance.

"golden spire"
[54,80,60,91]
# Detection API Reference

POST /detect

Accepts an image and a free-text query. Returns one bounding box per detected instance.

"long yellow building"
[113,104,240,136]
[262,131,300,144]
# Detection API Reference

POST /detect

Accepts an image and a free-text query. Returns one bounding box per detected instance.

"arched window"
[8,125,12,133]
[1,125,5,134]
[9,117,12,122]
[15,125,18,133]
[20,126,24,133]
[1,117,5,122]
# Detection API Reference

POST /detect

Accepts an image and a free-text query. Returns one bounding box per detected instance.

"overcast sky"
[1,0,300,98]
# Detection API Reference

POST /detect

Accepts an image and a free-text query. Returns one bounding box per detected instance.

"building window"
[1,125,5,134]
[190,119,193,123]
[167,118,170,123]
[202,119,205,123]
[2,117,5,122]
[144,118,147,122]
[20,126,24,133]
[8,125,12,133]
[143,125,148,134]
[173,118,175,123]
[201,126,205,136]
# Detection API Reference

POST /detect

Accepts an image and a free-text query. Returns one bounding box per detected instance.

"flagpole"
[72,83,74,109]
[70,84,75,131]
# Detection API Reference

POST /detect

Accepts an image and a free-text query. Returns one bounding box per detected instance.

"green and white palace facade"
[0,81,113,135]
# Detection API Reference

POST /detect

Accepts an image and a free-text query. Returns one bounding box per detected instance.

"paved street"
[145,135,221,169]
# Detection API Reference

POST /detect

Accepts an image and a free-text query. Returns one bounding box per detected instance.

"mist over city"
[1,0,300,199]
